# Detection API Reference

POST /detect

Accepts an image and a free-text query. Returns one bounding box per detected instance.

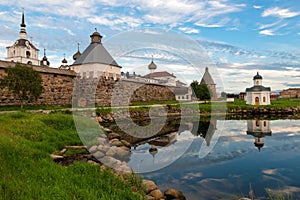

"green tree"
[0,63,44,108]
[190,80,211,101]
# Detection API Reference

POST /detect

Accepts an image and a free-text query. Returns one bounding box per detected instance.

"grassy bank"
[0,112,144,200]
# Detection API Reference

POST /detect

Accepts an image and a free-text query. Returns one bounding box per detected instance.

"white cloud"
[88,14,142,30]
[253,5,263,9]
[178,27,200,34]
[259,29,275,36]
[262,7,299,18]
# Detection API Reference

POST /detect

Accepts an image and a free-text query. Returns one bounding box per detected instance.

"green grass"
[0,104,72,112]
[0,112,144,200]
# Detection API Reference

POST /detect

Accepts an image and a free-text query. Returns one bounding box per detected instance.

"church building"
[245,72,271,105]
[246,119,272,151]
[5,9,49,67]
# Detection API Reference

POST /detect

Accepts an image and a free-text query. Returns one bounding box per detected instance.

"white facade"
[245,72,271,105]
[246,120,272,151]
[5,10,40,66]
[73,63,121,80]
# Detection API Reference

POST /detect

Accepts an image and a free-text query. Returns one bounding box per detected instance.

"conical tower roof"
[200,67,215,85]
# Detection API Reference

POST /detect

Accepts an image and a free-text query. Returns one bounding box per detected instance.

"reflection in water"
[246,119,272,151]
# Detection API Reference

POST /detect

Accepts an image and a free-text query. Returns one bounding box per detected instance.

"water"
[129,119,300,199]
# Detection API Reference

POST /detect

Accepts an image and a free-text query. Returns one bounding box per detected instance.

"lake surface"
[126,119,300,199]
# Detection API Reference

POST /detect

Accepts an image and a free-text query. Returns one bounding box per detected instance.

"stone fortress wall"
[0,61,175,107]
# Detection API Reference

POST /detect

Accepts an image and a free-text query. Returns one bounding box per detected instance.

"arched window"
[26,51,31,58]
[27,61,32,65]
[263,96,266,102]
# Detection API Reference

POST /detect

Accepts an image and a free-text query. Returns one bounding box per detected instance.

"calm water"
[128,119,300,199]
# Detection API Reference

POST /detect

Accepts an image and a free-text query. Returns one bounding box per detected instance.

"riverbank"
[0,112,145,200]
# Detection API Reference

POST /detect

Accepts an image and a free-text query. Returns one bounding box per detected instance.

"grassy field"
[0,112,144,200]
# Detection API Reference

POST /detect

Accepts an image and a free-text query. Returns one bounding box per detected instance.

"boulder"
[149,189,163,200]
[119,145,131,152]
[96,116,103,123]
[107,133,121,140]
[100,156,121,168]
[120,139,131,148]
[97,144,110,153]
[97,137,108,145]
[93,151,105,159]
[89,145,98,153]
[164,189,186,200]
[142,179,157,194]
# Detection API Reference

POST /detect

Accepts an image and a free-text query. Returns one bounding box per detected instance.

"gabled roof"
[200,67,215,85]
[174,87,189,95]
[73,43,121,67]
[143,71,176,78]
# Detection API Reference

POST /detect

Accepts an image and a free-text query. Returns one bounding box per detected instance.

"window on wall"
[256,120,260,127]
[26,51,30,58]
[263,96,266,102]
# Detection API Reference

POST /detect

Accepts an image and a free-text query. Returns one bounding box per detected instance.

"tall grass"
[0,112,144,200]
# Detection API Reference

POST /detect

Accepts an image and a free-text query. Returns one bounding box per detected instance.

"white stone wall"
[73,63,121,80]
[6,45,39,66]
[245,91,270,105]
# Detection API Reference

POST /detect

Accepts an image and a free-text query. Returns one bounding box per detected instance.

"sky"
[0,0,300,93]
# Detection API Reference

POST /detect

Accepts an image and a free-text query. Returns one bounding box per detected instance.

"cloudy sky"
[0,0,300,93]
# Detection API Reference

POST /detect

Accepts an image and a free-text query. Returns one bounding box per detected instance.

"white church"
[245,72,271,105]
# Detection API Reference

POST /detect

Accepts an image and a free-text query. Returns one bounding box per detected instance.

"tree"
[190,80,211,101]
[0,63,44,108]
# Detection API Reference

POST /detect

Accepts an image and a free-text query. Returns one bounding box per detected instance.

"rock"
[149,189,163,200]
[60,148,67,154]
[145,195,155,200]
[100,156,121,168]
[120,139,131,148]
[97,137,108,145]
[115,163,132,174]
[98,133,107,138]
[50,154,64,160]
[93,151,105,159]
[110,140,123,147]
[119,145,131,152]
[97,144,110,153]
[89,145,98,153]
[103,127,112,133]
[87,160,99,166]
[164,189,186,200]
[142,179,157,194]
[107,133,121,140]
[239,198,251,200]
[96,116,103,123]
[109,138,119,143]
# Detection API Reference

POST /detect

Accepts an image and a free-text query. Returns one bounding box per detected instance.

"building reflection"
[246,119,272,151]
[191,119,217,146]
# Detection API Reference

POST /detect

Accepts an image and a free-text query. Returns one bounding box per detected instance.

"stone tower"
[200,67,217,100]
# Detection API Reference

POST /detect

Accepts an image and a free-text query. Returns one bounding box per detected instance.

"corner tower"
[5,9,40,65]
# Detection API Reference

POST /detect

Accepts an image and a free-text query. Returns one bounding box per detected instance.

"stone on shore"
[142,179,157,194]
[149,189,163,200]
[164,188,186,200]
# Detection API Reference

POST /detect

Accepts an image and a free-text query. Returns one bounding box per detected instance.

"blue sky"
[0,0,300,93]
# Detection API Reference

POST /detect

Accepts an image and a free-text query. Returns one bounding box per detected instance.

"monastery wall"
[0,62,175,107]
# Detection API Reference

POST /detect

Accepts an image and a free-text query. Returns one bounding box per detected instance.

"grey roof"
[73,43,121,68]
[246,85,271,92]
[174,87,189,95]
[200,67,215,85]
[143,71,176,78]
[8,39,38,50]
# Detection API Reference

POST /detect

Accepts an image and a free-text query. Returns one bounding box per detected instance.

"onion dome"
[148,56,157,71]
[62,54,67,64]
[253,72,262,80]
[73,43,81,61]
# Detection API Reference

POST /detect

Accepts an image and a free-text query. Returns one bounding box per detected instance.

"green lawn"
[0,112,144,200]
